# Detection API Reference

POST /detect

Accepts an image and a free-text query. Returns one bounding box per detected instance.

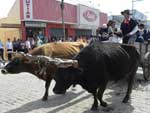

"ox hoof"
[91,106,98,111]
[122,96,129,103]
[101,101,108,107]
[42,97,48,101]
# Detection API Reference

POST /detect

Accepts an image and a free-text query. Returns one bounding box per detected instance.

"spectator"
[16,39,22,52]
[37,31,45,44]
[107,20,116,35]
[12,37,18,52]
[135,23,148,56]
[74,36,78,41]
[0,40,4,60]
[25,38,31,52]
[30,38,36,49]
[136,23,147,43]
[98,24,110,41]
[106,20,122,43]
[36,38,43,47]
[6,38,13,60]
[20,40,26,53]
[120,9,138,44]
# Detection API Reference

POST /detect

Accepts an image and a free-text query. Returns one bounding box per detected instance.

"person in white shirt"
[6,38,13,60]
[25,38,31,52]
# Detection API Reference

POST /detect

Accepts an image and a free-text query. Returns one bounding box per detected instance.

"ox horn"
[18,52,25,55]
[56,58,79,68]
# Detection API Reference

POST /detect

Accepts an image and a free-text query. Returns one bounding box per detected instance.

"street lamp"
[60,0,66,41]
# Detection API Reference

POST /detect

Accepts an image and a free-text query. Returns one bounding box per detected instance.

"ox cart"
[135,39,150,80]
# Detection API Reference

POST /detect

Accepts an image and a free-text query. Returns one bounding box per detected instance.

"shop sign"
[83,10,97,22]
[25,22,46,27]
[24,0,33,20]
[78,4,99,27]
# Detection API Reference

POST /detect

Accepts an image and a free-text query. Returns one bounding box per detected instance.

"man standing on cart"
[120,9,138,44]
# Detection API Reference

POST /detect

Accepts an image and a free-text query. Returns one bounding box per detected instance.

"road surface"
[0,68,150,113]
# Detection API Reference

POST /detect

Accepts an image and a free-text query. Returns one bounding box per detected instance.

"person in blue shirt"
[135,23,148,56]
[37,31,45,44]
[136,23,147,43]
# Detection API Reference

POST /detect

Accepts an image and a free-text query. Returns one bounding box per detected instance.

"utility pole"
[132,0,134,18]
[60,0,66,41]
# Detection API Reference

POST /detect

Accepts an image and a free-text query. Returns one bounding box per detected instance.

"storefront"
[75,29,92,36]
[25,21,46,38]
[19,0,107,40]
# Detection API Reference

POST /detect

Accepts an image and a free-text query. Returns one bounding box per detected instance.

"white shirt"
[6,41,13,50]
[129,26,138,35]
[26,40,31,49]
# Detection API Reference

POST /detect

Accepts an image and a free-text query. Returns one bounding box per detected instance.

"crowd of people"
[0,37,35,61]
[1,9,150,61]
[98,9,150,44]
[0,34,89,61]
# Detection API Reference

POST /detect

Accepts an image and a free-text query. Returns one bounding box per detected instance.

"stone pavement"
[0,68,150,113]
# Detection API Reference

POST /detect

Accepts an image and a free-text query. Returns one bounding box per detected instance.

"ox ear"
[57,59,79,68]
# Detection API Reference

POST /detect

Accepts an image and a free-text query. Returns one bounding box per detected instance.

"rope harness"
[31,56,78,80]
[33,57,50,80]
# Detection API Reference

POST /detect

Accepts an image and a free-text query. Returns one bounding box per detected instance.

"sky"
[0,0,16,18]
[65,0,150,18]
[0,0,150,19]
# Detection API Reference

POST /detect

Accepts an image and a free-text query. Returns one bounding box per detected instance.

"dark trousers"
[13,47,18,52]
[7,49,12,60]
[122,36,130,44]
[0,49,4,60]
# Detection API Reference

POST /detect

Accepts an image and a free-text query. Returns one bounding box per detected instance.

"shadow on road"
[83,72,150,113]
[4,72,150,113]
[47,94,91,113]
[83,103,134,113]
[83,85,135,113]
[5,91,91,113]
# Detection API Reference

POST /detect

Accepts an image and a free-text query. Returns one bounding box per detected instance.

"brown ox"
[1,42,87,101]
[30,42,87,58]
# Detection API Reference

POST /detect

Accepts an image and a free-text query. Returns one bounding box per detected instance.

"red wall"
[20,0,108,26]
[20,0,107,39]
[21,22,26,40]
[47,23,75,37]
[20,0,77,23]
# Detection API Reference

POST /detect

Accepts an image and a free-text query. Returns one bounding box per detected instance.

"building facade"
[0,0,107,41]
[20,0,107,40]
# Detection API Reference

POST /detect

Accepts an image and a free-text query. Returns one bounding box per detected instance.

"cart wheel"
[143,52,150,81]
[143,65,150,81]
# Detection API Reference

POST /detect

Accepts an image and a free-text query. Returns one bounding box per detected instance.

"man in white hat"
[120,9,138,44]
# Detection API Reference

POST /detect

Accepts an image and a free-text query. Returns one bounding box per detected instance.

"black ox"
[53,42,140,110]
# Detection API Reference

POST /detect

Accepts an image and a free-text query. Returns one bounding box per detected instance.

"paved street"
[0,68,150,113]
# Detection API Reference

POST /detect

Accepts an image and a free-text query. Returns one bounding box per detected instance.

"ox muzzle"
[1,69,8,74]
